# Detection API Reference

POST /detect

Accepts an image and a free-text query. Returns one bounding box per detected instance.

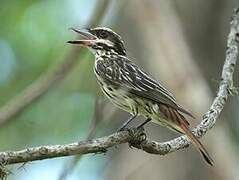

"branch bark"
[0,8,238,166]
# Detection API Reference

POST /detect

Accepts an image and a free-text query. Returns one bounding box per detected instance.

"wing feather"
[95,55,194,118]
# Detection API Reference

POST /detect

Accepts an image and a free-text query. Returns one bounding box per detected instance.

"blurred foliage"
[1,0,239,179]
[0,0,107,179]
[0,92,95,149]
[0,0,98,147]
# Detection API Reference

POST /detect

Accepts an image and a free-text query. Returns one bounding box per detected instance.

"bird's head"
[68,27,126,56]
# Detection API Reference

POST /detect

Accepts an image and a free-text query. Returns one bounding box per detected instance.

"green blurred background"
[0,0,239,179]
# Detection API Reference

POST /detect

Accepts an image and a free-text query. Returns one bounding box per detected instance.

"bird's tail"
[158,104,214,166]
[177,114,214,166]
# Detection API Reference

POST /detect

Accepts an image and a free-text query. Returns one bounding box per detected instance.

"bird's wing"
[95,55,194,118]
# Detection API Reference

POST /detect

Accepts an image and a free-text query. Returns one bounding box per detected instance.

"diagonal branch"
[0,8,238,166]
[133,7,239,155]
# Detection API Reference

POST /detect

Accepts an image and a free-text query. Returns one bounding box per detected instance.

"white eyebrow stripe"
[97,39,114,47]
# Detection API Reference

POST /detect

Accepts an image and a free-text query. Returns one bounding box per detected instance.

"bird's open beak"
[67,28,97,47]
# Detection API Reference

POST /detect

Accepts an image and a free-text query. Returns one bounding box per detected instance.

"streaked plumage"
[68,27,214,166]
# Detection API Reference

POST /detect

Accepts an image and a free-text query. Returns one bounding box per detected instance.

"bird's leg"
[137,118,151,129]
[117,114,137,132]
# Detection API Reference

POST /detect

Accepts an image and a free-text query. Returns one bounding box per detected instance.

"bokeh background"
[0,0,239,179]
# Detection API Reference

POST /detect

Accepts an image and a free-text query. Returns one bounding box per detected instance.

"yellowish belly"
[95,72,180,132]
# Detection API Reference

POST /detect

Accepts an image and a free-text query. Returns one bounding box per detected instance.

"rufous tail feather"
[179,120,214,166]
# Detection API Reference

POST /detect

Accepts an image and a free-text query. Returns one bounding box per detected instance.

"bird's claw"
[128,127,147,148]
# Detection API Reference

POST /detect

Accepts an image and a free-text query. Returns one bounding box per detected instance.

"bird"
[67,27,214,166]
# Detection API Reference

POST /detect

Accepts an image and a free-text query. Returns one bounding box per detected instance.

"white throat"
[94,49,118,57]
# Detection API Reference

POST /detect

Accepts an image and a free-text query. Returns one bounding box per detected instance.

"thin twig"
[0,0,110,128]
[0,7,238,166]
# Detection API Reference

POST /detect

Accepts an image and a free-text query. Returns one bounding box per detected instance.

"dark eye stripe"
[99,31,108,38]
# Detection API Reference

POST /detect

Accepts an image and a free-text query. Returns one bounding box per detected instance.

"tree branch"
[0,8,238,166]
[0,129,143,165]
[132,7,239,155]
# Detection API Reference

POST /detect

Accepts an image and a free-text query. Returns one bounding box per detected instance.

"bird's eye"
[99,31,108,38]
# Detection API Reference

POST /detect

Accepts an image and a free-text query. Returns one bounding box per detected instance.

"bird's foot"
[128,127,147,148]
